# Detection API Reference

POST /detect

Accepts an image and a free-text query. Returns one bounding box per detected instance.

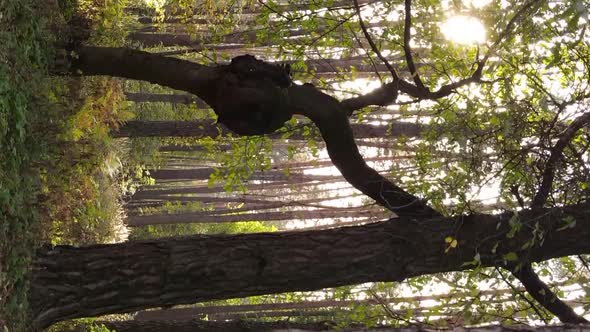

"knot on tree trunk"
[213,55,293,135]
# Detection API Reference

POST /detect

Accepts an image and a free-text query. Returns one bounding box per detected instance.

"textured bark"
[130,193,361,219]
[81,321,590,332]
[30,203,590,328]
[113,120,223,138]
[130,177,349,201]
[90,320,334,332]
[72,47,221,106]
[87,321,590,332]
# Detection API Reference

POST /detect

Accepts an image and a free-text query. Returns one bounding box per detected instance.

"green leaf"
[503,252,518,262]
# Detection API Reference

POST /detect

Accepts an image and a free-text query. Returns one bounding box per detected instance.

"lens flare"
[441,16,486,45]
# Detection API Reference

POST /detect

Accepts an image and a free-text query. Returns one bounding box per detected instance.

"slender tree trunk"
[130,177,350,200]
[125,92,209,107]
[115,120,425,140]
[127,206,386,226]
[30,203,590,328]
[149,168,339,181]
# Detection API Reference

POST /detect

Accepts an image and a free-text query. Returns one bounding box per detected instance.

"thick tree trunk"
[30,203,590,328]
[89,320,337,332]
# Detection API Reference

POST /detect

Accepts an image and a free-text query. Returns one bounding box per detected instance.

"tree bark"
[30,202,590,328]
[87,320,335,332]
[89,320,590,332]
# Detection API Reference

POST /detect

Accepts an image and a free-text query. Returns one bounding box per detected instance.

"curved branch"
[511,264,588,323]
[531,111,590,208]
[69,47,439,217]
[289,84,440,217]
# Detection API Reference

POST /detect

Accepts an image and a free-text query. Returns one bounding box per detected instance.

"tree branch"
[341,0,544,112]
[511,264,588,323]
[531,111,590,208]
[352,0,399,81]
[403,0,426,91]
[70,47,439,217]
[288,84,440,217]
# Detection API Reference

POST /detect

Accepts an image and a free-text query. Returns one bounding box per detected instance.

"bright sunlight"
[440,15,487,44]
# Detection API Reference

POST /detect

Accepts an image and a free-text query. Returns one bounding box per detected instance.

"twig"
[352,0,399,81]
[403,0,426,91]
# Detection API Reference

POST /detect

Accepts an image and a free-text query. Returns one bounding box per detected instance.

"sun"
[441,15,487,45]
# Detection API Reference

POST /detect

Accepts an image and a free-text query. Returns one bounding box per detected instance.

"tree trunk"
[85,319,590,332]
[149,168,339,181]
[127,207,387,226]
[114,120,426,139]
[30,203,590,328]
[90,320,336,332]
[124,92,208,108]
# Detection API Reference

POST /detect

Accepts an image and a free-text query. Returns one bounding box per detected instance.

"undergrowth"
[0,0,135,329]
[0,0,52,329]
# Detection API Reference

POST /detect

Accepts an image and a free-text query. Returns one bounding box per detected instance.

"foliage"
[0,0,137,328]
[0,0,52,328]
[130,220,276,239]
[46,317,117,332]
[41,76,131,245]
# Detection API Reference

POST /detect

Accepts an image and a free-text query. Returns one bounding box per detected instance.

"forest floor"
[0,0,131,330]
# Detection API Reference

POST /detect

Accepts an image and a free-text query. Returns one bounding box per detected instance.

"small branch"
[579,256,590,274]
[403,0,426,91]
[352,0,399,81]
[349,25,384,83]
[511,264,588,323]
[496,267,550,324]
[531,111,590,208]
[341,0,544,113]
